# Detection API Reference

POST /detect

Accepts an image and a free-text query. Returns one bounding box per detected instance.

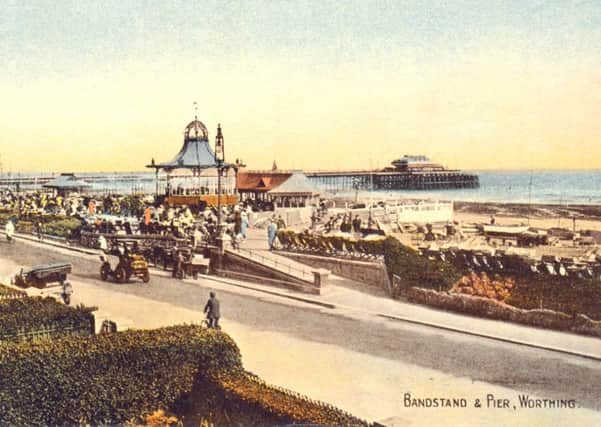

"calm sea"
[327,170,601,205]
[2,170,601,205]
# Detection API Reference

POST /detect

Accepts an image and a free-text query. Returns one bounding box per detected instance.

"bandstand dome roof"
[147,118,227,171]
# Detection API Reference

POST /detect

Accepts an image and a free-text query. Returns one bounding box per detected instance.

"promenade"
[1,233,600,426]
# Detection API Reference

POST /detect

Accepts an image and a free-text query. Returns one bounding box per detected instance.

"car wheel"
[100,264,110,281]
[115,266,127,284]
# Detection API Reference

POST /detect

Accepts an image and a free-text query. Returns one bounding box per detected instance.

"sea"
[1,170,601,206]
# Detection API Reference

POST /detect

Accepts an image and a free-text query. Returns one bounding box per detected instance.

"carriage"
[99,253,150,284]
[12,262,72,289]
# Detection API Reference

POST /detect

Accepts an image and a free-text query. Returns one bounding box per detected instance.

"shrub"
[507,276,601,320]
[175,370,371,426]
[0,297,94,343]
[383,236,462,292]
[40,217,82,238]
[0,325,242,426]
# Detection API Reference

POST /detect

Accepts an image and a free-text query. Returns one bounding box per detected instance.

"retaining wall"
[278,251,390,293]
[213,250,321,295]
[400,285,601,338]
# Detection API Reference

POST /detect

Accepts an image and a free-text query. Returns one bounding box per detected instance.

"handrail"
[233,246,313,279]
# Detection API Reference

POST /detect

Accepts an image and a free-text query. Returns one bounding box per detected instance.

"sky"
[0,0,600,172]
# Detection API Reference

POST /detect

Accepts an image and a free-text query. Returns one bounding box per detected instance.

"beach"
[454,201,601,233]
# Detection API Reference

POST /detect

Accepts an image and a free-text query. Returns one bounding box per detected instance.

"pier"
[305,169,479,192]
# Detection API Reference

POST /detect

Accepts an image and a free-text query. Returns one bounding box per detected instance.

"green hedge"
[39,217,82,238]
[383,237,462,292]
[173,370,371,426]
[0,297,94,342]
[0,325,242,426]
[507,276,601,320]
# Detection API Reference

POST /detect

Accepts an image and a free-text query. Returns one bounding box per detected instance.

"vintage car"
[99,253,150,284]
[12,262,72,289]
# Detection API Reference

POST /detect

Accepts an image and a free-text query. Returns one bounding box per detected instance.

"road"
[1,238,600,426]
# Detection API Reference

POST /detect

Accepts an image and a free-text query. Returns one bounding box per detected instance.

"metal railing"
[231,246,313,280]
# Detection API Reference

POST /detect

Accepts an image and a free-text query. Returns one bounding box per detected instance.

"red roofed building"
[236,171,292,201]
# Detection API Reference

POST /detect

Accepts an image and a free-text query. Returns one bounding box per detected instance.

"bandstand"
[146,117,238,208]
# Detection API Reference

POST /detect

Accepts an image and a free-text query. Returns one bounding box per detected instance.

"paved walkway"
[2,233,601,425]
[6,229,601,360]
[238,228,601,360]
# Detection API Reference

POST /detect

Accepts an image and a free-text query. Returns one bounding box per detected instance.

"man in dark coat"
[204,291,221,329]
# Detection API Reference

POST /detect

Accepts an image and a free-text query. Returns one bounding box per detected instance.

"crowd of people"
[0,189,264,247]
[319,212,376,235]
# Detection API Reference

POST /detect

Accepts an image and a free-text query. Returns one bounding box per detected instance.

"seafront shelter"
[236,170,293,202]
[146,117,238,207]
[267,171,320,207]
[42,173,92,196]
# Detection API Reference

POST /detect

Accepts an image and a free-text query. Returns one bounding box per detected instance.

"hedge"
[0,213,83,238]
[215,371,371,426]
[507,275,601,320]
[383,237,463,292]
[173,370,372,426]
[0,325,242,426]
[0,297,95,343]
[39,217,83,238]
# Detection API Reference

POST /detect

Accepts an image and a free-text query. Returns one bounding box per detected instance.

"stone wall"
[278,252,390,293]
[212,250,320,295]
[400,285,601,338]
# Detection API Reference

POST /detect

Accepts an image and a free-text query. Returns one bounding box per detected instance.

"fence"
[0,321,94,344]
[233,247,313,281]
[240,371,374,426]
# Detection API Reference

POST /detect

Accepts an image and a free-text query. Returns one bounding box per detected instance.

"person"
[352,215,362,233]
[276,214,286,229]
[240,212,248,240]
[267,218,278,250]
[144,206,152,227]
[61,281,73,305]
[172,249,185,278]
[98,234,108,253]
[192,227,202,249]
[203,291,221,329]
[5,219,15,243]
[35,221,43,240]
[490,215,496,225]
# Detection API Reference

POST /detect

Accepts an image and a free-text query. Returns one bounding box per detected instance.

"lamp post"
[215,124,225,238]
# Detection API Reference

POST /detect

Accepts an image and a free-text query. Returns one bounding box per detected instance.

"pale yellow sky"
[1,2,600,172]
